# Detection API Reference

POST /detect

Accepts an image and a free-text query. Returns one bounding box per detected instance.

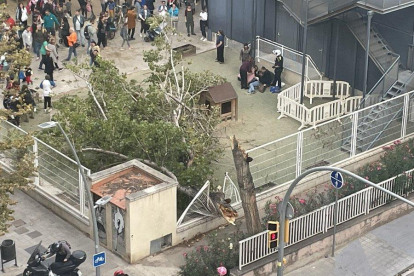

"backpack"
[58,240,72,249]
[84,25,90,40]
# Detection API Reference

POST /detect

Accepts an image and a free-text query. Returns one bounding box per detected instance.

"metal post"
[251,0,257,59]
[363,11,374,102]
[333,20,339,100]
[401,94,410,139]
[56,123,101,276]
[33,139,39,186]
[300,0,309,105]
[276,166,414,276]
[332,188,339,257]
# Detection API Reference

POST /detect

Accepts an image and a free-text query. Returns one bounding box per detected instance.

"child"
[18,68,26,84]
[65,0,72,18]
[120,22,131,50]
[25,67,33,85]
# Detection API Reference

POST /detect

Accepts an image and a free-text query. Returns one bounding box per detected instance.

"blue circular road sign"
[330,171,343,189]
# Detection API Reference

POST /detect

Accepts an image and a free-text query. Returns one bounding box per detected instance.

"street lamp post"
[38,121,101,276]
[276,166,414,276]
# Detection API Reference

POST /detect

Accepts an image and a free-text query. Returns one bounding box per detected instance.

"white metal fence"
[256,36,323,81]
[0,120,91,220]
[247,89,414,188]
[238,168,414,270]
[277,80,362,129]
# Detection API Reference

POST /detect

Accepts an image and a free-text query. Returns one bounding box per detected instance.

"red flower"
[183,253,187,258]
[299,199,306,204]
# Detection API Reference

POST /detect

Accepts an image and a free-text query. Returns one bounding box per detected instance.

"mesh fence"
[248,90,414,190]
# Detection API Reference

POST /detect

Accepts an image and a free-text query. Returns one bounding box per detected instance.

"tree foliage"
[0,124,35,235]
[40,21,226,189]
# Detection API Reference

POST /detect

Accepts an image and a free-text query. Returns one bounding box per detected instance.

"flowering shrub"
[178,229,245,276]
[263,139,414,225]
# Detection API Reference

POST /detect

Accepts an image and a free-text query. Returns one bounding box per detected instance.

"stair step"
[387,90,401,97]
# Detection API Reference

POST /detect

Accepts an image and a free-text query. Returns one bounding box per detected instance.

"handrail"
[360,54,400,107]
[256,36,323,80]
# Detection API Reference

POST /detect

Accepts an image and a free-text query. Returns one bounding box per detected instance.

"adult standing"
[73,10,86,46]
[215,30,225,64]
[146,0,155,14]
[139,5,150,38]
[184,5,195,37]
[240,56,252,89]
[43,10,60,36]
[240,43,251,62]
[100,0,106,13]
[97,16,107,49]
[33,25,46,60]
[64,27,78,61]
[127,7,136,40]
[16,3,28,27]
[22,26,32,51]
[38,39,49,70]
[158,1,168,17]
[60,17,70,47]
[84,19,97,53]
[168,3,178,33]
[78,0,88,18]
[41,74,56,113]
[199,8,207,41]
[134,0,142,18]
[89,40,100,66]
[271,49,283,91]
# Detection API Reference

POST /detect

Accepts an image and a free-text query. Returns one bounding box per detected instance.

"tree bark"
[231,135,262,235]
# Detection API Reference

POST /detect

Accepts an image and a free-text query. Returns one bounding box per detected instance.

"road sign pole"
[332,187,339,257]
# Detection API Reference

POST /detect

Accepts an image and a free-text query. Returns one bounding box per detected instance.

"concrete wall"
[127,184,178,263]
[207,0,399,92]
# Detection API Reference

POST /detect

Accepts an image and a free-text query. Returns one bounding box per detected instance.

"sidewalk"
[1,190,184,276]
[283,210,414,276]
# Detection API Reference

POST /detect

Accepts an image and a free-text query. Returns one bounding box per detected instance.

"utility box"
[90,159,178,263]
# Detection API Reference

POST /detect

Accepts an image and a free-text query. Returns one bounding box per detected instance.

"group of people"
[238,44,284,94]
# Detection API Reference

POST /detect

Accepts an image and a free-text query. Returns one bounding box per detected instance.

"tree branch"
[81,147,128,159]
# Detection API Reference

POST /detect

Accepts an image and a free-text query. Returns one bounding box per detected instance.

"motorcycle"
[23,241,86,276]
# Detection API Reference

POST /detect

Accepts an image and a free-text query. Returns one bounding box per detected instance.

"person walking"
[271,49,284,91]
[97,16,107,48]
[33,25,47,61]
[46,38,63,72]
[120,22,131,50]
[184,5,195,37]
[215,30,225,64]
[64,27,78,61]
[240,56,252,89]
[199,8,207,41]
[127,7,136,40]
[44,51,55,81]
[73,10,86,46]
[41,74,56,113]
[43,9,60,36]
[38,38,49,70]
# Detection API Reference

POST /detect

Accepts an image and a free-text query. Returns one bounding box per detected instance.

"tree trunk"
[231,135,262,235]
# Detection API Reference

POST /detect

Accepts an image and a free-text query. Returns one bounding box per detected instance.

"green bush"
[178,229,245,276]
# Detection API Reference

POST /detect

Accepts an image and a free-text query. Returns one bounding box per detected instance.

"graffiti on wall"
[112,206,126,256]
[96,206,107,245]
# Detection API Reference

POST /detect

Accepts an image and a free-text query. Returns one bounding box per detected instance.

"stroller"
[144,21,166,42]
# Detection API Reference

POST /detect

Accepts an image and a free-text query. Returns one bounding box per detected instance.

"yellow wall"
[127,185,177,263]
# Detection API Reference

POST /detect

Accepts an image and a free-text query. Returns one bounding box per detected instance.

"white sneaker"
[120,48,124,51]
[34,108,36,112]
[200,37,203,40]
[140,33,142,37]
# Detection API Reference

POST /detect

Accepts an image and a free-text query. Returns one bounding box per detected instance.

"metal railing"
[361,55,400,107]
[256,36,323,81]
[0,120,91,220]
[238,167,414,270]
[247,90,414,189]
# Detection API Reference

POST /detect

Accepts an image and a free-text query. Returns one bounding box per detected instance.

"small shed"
[200,82,238,121]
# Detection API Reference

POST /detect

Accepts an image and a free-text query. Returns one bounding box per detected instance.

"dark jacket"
[259,70,272,86]
[273,56,284,71]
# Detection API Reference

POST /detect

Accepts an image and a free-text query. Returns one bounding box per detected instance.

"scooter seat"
[50,261,76,274]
